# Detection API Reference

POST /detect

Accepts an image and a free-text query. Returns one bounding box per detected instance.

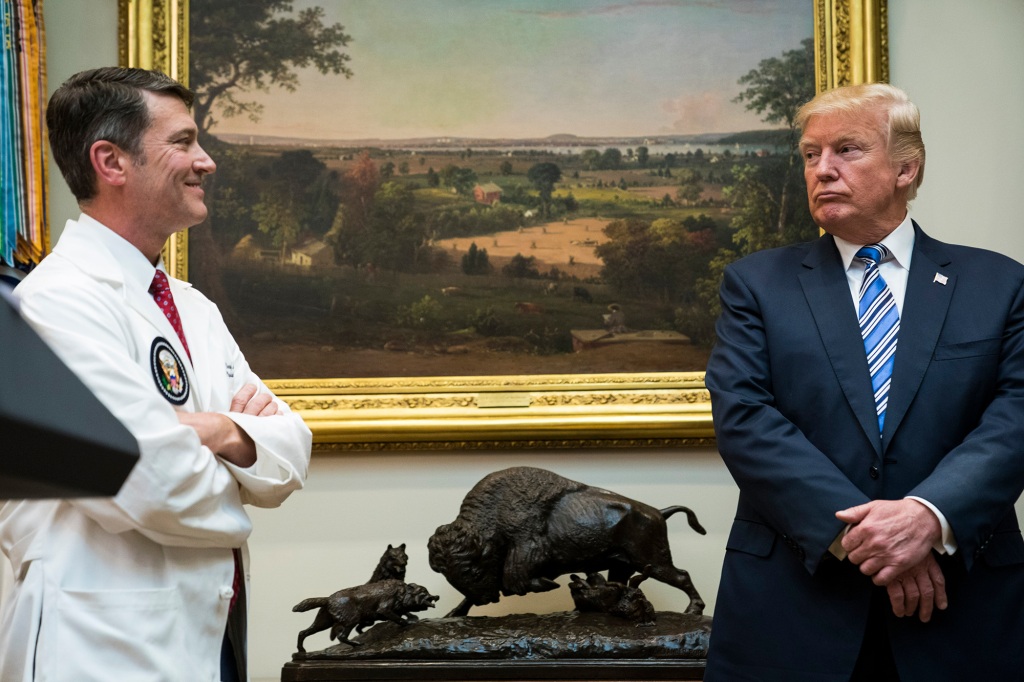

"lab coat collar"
[52,214,156,294]
[53,216,202,408]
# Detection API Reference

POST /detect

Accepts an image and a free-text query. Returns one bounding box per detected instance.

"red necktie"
[150,270,242,610]
[149,270,192,362]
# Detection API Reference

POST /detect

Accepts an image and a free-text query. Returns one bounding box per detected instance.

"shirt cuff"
[906,496,957,555]
[828,525,849,560]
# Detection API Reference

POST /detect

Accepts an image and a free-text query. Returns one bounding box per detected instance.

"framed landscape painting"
[118,0,887,450]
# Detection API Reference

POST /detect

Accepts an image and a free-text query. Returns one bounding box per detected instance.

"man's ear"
[895,159,921,190]
[89,140,130,188]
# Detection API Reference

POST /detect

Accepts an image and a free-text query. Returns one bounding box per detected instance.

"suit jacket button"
[869,466,880,479]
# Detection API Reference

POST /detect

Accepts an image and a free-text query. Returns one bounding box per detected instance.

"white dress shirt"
[829,214,957,557]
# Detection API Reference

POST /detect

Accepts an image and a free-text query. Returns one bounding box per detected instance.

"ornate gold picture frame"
[117,0,887,451]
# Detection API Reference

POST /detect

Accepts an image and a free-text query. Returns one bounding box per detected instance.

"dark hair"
[46,67,195,202]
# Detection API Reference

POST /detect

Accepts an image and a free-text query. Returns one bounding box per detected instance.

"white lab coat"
[1,215,312,681]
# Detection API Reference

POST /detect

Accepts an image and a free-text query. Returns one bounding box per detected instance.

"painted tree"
[580,149,601,171]
[185,0,354,314]
[328,151,380,265]
[723,164,780,253]
[426,167,440,187]
[599,147,623,170]
[190,0,353,138]
[675,168,703,206]
[502,254,541,279]
[526,162,562,219]
[691,38,816,340]
[253,191,301,263]
[270,149,338,235]
[439,165,478,196]
[461,242,491,275]
[636,145,650,169]
[596,218,716,304]
[366,182,423,270]
[732,37,816,243]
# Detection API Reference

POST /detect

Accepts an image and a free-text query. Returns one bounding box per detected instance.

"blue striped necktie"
[856,244,899,435]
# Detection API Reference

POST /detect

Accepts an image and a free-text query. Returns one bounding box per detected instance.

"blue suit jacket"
[705,224,1024,681]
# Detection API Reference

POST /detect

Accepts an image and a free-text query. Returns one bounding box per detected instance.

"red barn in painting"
[473,183,503,205]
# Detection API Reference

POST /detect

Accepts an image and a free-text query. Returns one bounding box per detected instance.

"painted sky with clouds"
[207,0,810,141]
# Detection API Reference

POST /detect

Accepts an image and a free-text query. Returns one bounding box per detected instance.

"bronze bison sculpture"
[427,466,706,617]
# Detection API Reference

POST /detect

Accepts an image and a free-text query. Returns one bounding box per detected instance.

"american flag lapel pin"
[934,273,948,285]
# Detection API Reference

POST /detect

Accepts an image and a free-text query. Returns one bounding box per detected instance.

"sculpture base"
[283,610,709,681]
[281,658,705,680]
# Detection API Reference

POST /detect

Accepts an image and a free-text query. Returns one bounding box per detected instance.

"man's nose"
[194,147,217,174]
[814,149,838,180]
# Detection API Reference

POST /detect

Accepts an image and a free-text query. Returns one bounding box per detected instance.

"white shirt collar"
[832,213,915,273]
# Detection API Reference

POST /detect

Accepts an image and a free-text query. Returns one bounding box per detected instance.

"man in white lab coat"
[1,67,312,681]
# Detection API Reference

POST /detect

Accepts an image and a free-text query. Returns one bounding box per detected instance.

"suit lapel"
[881,225,954,448]
[799,236,882,453]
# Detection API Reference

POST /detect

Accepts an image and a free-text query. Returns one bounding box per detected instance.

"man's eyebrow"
[167,125,198,140]
[799,134,862,151]
[833,134,865,148]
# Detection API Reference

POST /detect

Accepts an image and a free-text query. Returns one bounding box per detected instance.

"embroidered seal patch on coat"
[150,337,190,405]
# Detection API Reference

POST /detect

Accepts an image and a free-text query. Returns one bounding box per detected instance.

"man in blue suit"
[705,83,1024,680]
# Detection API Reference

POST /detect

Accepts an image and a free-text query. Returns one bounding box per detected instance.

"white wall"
[31,2,1024,681]
[43,0,118,235]
[889,0,1024,261]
